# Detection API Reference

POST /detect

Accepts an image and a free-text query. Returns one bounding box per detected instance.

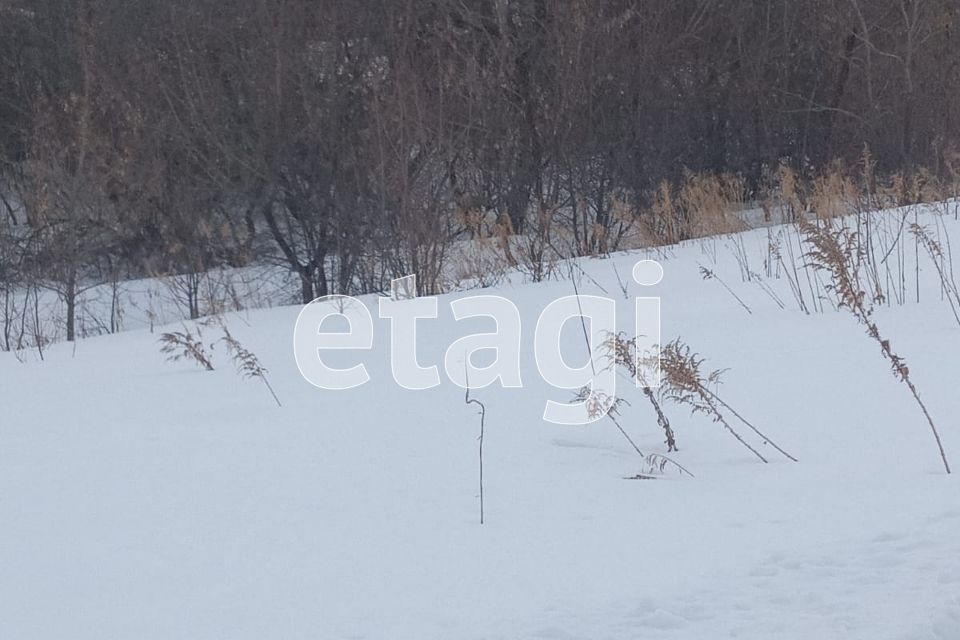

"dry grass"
[910,223,960,328]
[658,338,796,463]
[660,339,768,463]
[218,323,281,407]
[641,172,748,245]
[159,326,214,371]
[809,161,859,221]
[800,216,952,474]
[680,171,748,238]
[603,332,678,452]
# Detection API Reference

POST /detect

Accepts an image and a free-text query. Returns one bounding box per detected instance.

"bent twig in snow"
[464,363,486,524]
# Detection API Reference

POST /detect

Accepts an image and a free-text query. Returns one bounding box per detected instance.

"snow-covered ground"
[2,204,960,639]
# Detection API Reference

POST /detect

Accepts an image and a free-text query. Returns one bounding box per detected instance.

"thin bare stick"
[464,362,486,524]
[661,339,769,463]
[700,265,752,314]
[703,388,798,462]
[605,332,678,452]
[573,271,651,457]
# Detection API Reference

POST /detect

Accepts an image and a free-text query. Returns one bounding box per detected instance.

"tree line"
[1,0,959,340]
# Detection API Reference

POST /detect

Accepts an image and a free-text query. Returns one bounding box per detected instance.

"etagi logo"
[293,260,663,426]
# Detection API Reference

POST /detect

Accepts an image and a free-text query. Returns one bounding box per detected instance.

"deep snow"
[2,205,960,639]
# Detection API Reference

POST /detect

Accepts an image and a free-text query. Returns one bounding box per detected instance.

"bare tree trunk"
[299,269,315,303]
[65,273,77,342]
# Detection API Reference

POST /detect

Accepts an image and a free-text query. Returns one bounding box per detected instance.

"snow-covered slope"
[2,205,960,639]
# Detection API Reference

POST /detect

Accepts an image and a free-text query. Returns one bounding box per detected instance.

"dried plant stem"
[864,314,951,473]
[464,363,486,524]
[645,452,696,478]
[911,223,960,328]
[700,265,752,314]
[661,339,771,463]
[802,217,951,474]
[703,388,797,462]
[698,390,768,463]
[260,377,282,408]
[602,404,692,477]
[643,386,678,452]
[606,409,646,459]
[605,333,678,452]
[218,323,281,407]
[159,326,214,371]
[899,374,951,474]
[571,268,650,457]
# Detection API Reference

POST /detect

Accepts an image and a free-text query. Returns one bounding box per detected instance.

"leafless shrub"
[450,236,511,290]
[0,230,21,352]
[201,268,247,317]
[28,284,48,361]
[515,206,560,283]
[159,272,207,322]
[604,198,644,253]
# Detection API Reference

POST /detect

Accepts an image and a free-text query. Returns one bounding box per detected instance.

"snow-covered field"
[3,205,960,639]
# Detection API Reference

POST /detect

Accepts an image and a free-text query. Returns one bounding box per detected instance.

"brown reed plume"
[603,331,678,452]
[159,325,214,371]
[660,338,797,463]
[218,325,282,407]
[801,216,951,474]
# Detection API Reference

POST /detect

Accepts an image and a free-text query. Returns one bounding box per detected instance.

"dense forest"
[1,0,959,340]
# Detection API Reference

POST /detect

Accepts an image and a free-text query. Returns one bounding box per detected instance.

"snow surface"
[2,205,960,639]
